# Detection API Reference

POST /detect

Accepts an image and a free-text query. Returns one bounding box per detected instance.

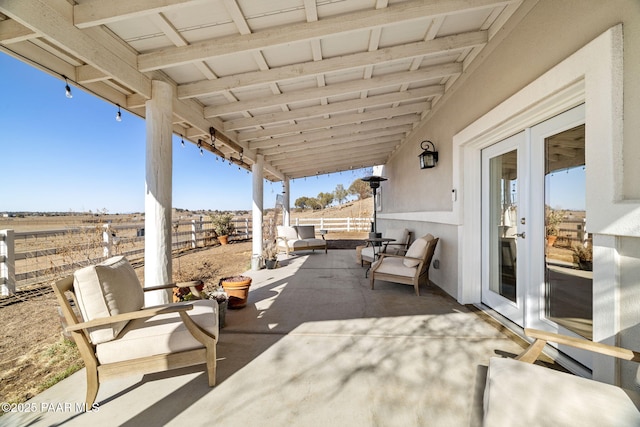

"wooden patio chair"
[52,256,218,406]
[483,328,640,426]
[360,228,412,266]
[369,234,438,296]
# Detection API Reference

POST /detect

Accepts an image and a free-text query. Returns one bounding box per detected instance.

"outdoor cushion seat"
[52,255,218,407]
[276,225,327,254]
[484,357,640,426]
[369,256,417,278]
[370,234,438,296]
[484,328,640,427]
[96,299,218,364]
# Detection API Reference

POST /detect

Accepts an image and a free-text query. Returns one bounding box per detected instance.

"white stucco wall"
[376,219,457,298]
[380,0,640,385]
[384,0,640,217]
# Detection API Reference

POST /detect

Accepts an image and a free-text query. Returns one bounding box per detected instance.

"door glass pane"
[489,149,518,302]
[544,124,592,339]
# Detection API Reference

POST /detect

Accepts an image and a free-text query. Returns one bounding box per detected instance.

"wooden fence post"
[0,229,15,296]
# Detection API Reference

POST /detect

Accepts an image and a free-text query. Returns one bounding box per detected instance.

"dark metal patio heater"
[361,175,387,238]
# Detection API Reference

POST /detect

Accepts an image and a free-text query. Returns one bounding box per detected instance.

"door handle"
[516,232,526,239]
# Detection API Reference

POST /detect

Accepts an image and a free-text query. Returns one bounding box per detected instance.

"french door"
[481,105,592,368]
[481,132,528,325]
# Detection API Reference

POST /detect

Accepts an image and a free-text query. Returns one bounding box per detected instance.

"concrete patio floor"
[2,249,528,427]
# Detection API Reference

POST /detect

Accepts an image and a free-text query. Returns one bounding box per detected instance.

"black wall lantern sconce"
[419,140,439,169]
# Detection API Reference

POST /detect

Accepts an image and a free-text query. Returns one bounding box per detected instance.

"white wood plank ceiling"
[0,0,524,181]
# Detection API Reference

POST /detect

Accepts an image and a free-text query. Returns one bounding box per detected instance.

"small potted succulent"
[206,285,229,327]
[262,242,278,269]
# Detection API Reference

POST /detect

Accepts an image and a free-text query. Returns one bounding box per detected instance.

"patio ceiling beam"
[170,99,285,179]
[258,125,413,156]
[259,127,413,156]
[223,89,435,131]
[205,68,449,118]
[248,115,419,149]
[73,0,207,29]
[266,137,401,163]
[284,143,398,161]
[271,149,396,173]
[138,0,507,71]
[179,31,487,100]
[238,103,427,142]
[0,0,151,97]
[0,18,38,44]
[282,153,390,178]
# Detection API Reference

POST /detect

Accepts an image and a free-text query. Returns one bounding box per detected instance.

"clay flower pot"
[220,276,252,309]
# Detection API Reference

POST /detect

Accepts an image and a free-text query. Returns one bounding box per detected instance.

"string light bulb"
[115,104,122,122]
[197,139,203,156]
[63,76,72,98]
[180,134,185,147]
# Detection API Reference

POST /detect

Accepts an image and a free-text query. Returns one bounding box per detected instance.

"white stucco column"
[252,155,264,270]
[283,178,290,227]
[144,80,173,306]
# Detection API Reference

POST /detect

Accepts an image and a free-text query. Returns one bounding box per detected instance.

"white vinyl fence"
[0,216,370,295]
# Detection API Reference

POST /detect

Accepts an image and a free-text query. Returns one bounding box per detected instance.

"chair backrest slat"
[419,238,439,275]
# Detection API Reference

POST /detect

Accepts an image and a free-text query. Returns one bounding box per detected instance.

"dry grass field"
[0,200,371,408]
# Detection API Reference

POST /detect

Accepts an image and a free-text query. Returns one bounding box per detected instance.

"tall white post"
[252,155,264,270]
[283,178,291,227]
[0,230,15,296]
[191,220,197,249]
[103,224,112,258]
[144,80,173,306]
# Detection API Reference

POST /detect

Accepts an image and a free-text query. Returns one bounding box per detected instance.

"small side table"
[364,237,395,277]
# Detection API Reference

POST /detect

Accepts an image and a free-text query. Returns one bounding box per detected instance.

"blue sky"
[0,52,368,213]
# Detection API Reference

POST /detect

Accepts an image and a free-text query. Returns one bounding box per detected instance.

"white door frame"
[453,26,624,380]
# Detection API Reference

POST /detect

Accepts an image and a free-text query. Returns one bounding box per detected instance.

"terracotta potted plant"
[545,208,564,247]
[210,212,235,245]
[220,275,252,309]
[262,242,278,269]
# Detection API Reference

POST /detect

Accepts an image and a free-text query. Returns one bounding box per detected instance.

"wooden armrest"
[65,304,194,332]
[144,280,203,292]
[516,328,640,363]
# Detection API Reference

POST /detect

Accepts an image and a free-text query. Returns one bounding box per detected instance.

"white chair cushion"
[403,235,432,268]
[374,257,417,278]
[277,225,298,241]
[96,299,218,364]
[73,256,144,344]
[484,357,640,427]
[277,239,308,250]
[296,225,316,239]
